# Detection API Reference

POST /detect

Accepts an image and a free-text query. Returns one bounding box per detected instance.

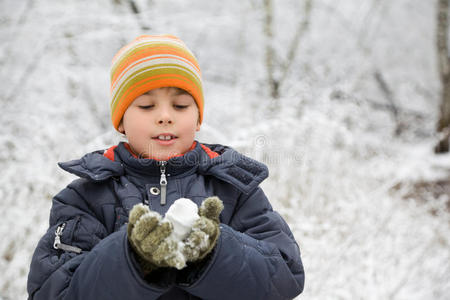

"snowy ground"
[1,0,449,299]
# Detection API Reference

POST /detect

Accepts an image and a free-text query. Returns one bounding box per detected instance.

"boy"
[27,35,305,299]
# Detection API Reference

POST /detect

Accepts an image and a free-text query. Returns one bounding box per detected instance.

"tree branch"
[279,0,312,85]
[437,0,450,79]
[435,0,450,153]
[330,89,426,121]
[373,70,404,135]
[263,0,278,99]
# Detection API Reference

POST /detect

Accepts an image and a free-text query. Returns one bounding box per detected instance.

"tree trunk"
[263,0,279,99]
[263,0,312,101]
[435,0,450,153]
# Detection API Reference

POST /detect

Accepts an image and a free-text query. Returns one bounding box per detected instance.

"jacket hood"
[58,141,268,194]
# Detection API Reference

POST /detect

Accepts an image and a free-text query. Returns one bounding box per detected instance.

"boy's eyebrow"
[175,89,190,96]
[143,88,189,96]
[173,88,189,96]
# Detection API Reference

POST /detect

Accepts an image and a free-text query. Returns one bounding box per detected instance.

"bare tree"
[263,0,277,99]
[353,1,406,136]
[263,0,312,100]
[435,0,450,153]
[373,70,405,136]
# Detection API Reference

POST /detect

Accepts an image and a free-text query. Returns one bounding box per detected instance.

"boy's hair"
[110,35,204,130]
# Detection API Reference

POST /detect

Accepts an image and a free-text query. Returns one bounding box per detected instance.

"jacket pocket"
[54,216,83,254]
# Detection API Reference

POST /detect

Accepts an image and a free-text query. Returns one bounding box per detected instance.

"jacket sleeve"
[182,187,305,300]
[27,181,169,300]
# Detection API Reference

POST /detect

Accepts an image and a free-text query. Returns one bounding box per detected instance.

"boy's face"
[118,87,201,160]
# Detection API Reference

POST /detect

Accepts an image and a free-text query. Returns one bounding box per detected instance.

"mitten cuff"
[176,243,218,286]
[127,230,178,287]
[123,229,175,289]
[127,240,156,275]
[177,225,223,288]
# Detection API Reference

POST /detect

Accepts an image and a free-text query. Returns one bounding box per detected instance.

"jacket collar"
[114,141,205,179]
[58,150,124,181]
[58,141,268,194]
[198,143,269,194]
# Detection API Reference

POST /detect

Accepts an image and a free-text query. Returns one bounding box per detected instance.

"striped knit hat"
[110,35,204,130]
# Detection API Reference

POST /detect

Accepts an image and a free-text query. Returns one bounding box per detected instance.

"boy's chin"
[146,142,194,160]
[149,150,181,161]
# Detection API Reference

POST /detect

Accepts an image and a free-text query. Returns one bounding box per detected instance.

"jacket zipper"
[159,161,168,206]
[53,223,82,254]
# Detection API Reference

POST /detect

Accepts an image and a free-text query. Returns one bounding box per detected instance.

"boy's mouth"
[152,134,178,141]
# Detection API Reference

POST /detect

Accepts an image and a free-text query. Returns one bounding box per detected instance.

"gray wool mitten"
[183,196,224,262]
[127,204,184,274]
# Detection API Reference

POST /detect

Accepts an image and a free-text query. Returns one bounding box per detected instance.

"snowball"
[164,198,200,241]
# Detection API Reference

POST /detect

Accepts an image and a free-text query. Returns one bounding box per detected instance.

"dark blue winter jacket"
[27,141,304,299]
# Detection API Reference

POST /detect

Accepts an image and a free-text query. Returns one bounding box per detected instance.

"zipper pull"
[53,223,65,249]
[53,223,82,254]
[159,161,168,206]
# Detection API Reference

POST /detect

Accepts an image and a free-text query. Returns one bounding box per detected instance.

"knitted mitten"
[182,196,224,262]
[127,204,185,274]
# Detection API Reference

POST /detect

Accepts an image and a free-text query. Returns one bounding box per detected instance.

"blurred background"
[1,0,450,299]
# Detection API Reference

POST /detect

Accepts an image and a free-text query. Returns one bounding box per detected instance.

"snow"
[160,230,187,270]
[1,0,450,299]
[164,198,200,242]
[162,198,200,270]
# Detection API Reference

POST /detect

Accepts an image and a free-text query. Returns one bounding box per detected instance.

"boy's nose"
[157,109,173,125]
[158,118,172,125]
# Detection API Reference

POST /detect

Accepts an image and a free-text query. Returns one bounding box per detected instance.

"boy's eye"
[174,104,189,109]
[138,105,154,109]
